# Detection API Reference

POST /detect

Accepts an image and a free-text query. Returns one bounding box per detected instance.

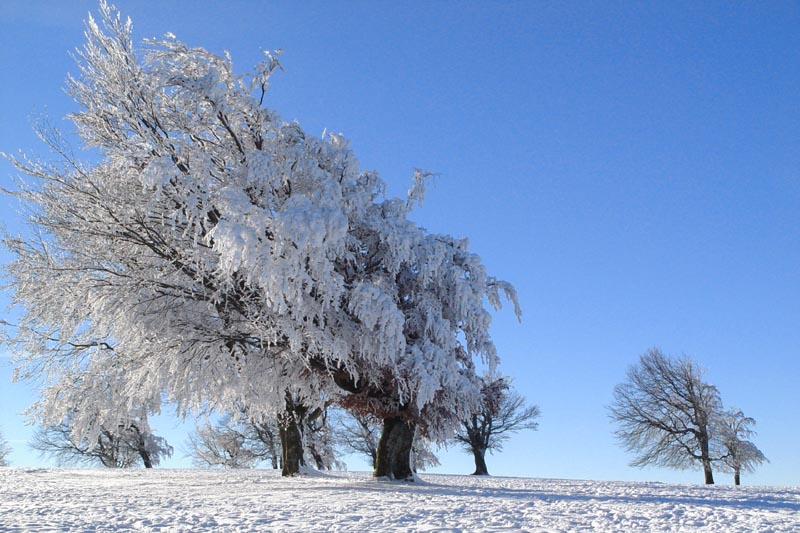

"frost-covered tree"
[243,414,281,470]
[454,377,540,476]
[334,227,520,479]
[0,429,11,466]
[186,419,258,469]
[302,405,344,471]
[1,2,517,479]
[609,349,726,484]
[410,436,441,473]
[31,416,171,468]
[188,406,283,469]
[716,409,767,486]
[14,349,171,468]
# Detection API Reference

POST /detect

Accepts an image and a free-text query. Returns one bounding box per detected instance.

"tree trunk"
[374,416,415,480]
[734,468,741,486]
[699,435,714,485]
[279,414,305,476]
[138,448,153,469]
[702,460,715,485]
[268,432,280,469]
[471,446,489,476]
[279,396,306,477]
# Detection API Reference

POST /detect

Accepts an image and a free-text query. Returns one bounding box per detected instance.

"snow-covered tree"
[186,406,282,469]
[716,409,767,486]
[410,436,441,473]
[0,429,11,466]
[243,413,281,470]
[31,416,171,468]
[454,377,540,476]
[186,418,259,469]
[609,349,726,484]
[2,2,518,479]
[334,227,520,479]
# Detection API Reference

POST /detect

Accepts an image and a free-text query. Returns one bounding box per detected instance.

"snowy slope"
[1,468,798,532]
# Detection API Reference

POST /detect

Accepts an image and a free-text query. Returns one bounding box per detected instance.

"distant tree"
[123,422,173,468]
[210,407,282,469]
[716,409,768,486]
[453,378,540,476]
[246,416,281,470]
[609,348,726,484]
[186,418,259,469]
[0,429,11,466]
[410,435,441,473]
[337,412,381,467]
[302,405,344,471]
[31,416,171,468]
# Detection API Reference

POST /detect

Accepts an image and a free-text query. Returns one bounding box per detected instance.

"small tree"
[302,406,344,471]
[410,435,441,473]
[190,408,283,469]
[188,405,343,471]
[454,378,540,475]
[337,412,381,467]
[246,416,281,470]
[31,418,171,468]
[186,418,258,469]
[0,429,11,466]
[609,348,725,484]
[124,423,173,468]
[717,409,768,486]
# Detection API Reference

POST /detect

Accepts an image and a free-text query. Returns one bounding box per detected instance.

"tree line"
[5,348,767,486]
[1,378,539,476]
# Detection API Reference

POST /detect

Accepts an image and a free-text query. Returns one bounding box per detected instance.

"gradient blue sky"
[1,1,798,486]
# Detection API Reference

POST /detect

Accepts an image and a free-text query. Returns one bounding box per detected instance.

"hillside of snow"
[1,468,798,532]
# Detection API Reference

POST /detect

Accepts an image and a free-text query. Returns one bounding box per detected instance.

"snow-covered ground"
[1,468,798,532]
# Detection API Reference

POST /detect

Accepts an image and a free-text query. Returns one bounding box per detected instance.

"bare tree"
[0,429,11,466]
[716,409,768,486]
[454,378,540,476]
[31,418,171,468]
[337,412,381,467]
[609,348,726,484]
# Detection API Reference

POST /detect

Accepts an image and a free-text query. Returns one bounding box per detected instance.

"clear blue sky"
[1,1,798,486]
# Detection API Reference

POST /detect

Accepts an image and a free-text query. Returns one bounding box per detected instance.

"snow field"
[1,468,799,532]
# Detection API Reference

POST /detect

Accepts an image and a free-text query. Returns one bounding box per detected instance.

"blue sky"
[1,1,798,486]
